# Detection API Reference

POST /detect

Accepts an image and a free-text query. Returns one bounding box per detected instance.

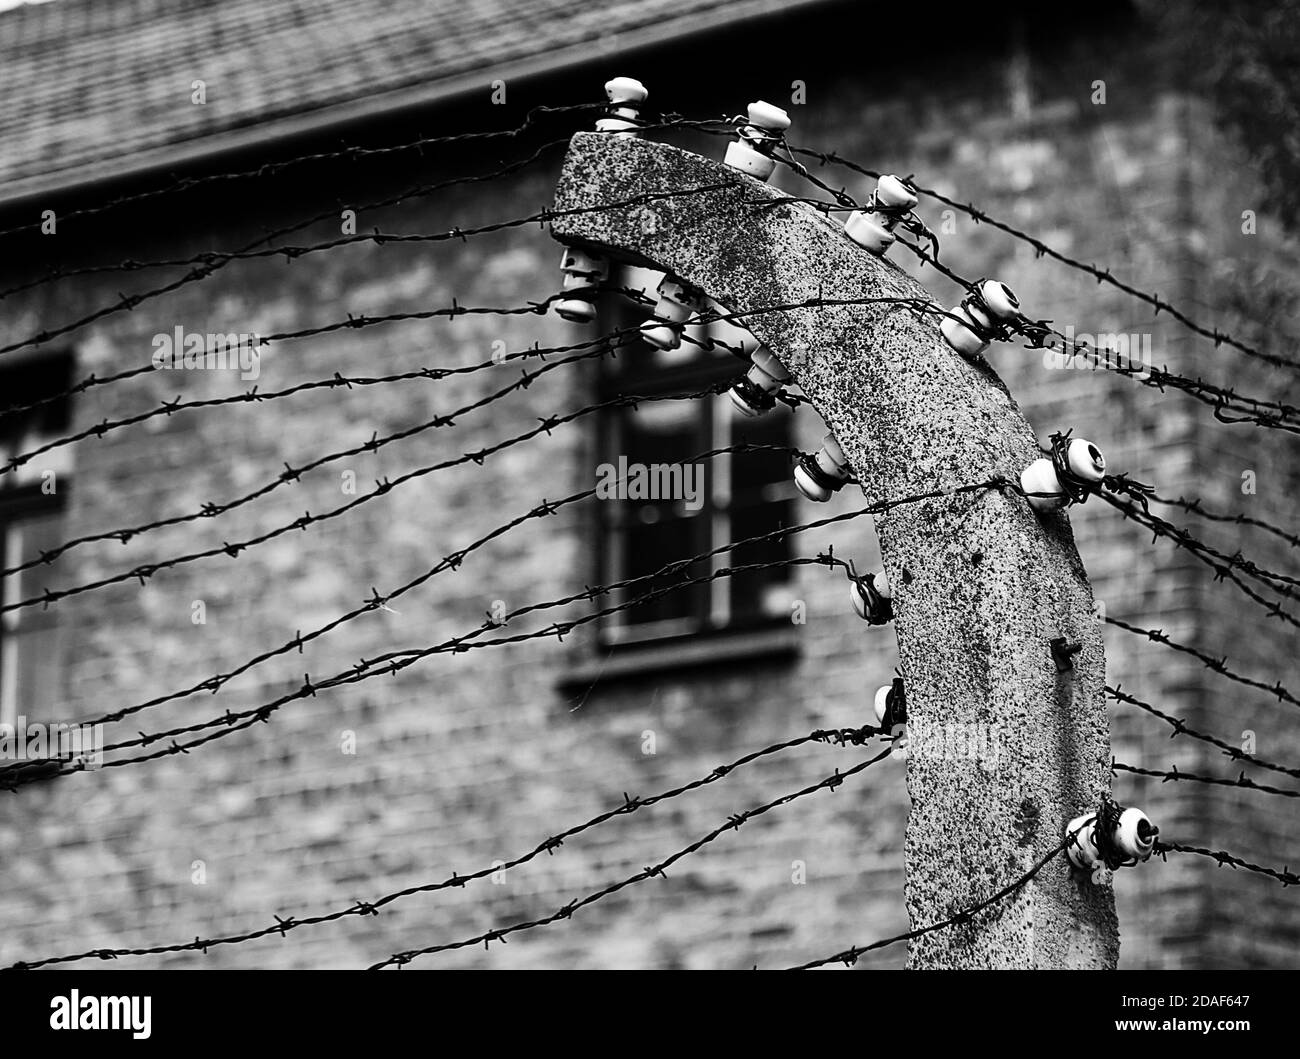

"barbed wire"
[0,344,636,613]
[1098,484,1300,630]
[8,104,1293,966]
[1106,684,1300,780]
[0,180,733,361]
[0,110,736,372]
[1155,842,1300,887]
[1141,489,1300,552]
[0,551,852,789]
[788,142,1300,374]
[790,821,1300,968]
[75,440,798,730]
[3,721,881,968]
[1103,480,1300,594]
[370,745,894,968]
[0,281,764,479]
[5,479,1007,789]
[0,296,595,479]
[0,103,616,246]
[1112,760,1300,799]
[0,292,935,595]
[0,141,591,423]
[761,158,1300,434]
[786,832,1076,969]
[1104,614,1300,713]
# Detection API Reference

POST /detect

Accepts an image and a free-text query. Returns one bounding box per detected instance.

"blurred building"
[0,0,1296,968]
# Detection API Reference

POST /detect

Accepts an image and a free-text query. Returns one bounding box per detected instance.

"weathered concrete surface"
[552,132,1117,968]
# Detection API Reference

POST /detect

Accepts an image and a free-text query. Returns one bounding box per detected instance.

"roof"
[0,0,828,206]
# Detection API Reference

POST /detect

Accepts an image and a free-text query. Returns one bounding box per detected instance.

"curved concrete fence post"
[551,131,1117,969]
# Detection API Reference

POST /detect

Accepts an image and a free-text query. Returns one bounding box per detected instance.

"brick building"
[0,0,1296,968]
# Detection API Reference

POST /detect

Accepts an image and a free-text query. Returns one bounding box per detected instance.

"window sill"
[557,623,800,693]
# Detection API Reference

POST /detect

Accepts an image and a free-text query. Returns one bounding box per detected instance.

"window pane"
[3,507,66,631]
[1,501,68,724]
[607,397,710,632]
[728,497,794,622]
[726,400,795,622]
[729,400,795,505]
[616,514,706,629]
[13,624,63,719]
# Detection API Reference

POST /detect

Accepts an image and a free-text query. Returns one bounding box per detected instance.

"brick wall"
[0,2,1295,968]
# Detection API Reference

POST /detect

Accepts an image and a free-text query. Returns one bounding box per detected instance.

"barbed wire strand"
[1098,486,1300,630]
[1106,684,1300,781]
[0,180,734,361]
[0,293,932,599]
[1,296,598,478]
[5,481,1007,788]
[0,282,788,481]
[786,832,1077,969]
[1104,614,1300,713]
[0,104,619,246]
[1155,842,1299,887]
[0,552,852,789]
[370,746,894,968]
[1141,489,1300,552]
[788,142,1300,374]
[0,142,591,422]
[72,440,798,730]
[759,165,1300,434]
[0,372,730,615]
[1112,759,1300,799]
[4,722,881,969]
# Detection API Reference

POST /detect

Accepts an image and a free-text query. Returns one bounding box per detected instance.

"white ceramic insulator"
[1114,808,1156,862]
[640,280,702,351]
[850,579,869,619]
[725,140,775,179]
[979,279,1021,320]
[596,116,639,135]
[558,247,607,289]
[875,174,918,210]
[940,303,989,357]
[555,299,597,324]
[605,76,648,104]
[1020,457,1066,512]
[845,210,894,254]
[1066,812,1101,872]
[555,249,607,322]
[874,568,892,599]
[596,77,647,136]
[873,685,891,725]
[1066,438,1106,483]
[728,347,790,417]
[745,100,791,131]
[792,464,829,502]
[793,434,850,502]
[750,346,790,385]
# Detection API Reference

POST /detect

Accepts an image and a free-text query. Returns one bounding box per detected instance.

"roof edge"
[0,0,836,211]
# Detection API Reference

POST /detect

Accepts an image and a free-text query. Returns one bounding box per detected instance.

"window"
[0,352,73,728]
[596,269,797,646]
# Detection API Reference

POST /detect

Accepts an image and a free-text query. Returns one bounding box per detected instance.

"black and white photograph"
[0,0,1294,1038]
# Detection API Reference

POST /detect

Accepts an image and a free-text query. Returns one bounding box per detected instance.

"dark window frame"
[593,277,797,650]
